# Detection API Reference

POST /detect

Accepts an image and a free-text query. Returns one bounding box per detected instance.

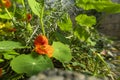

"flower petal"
[34,35,48,46]
[2,0,11,8]
[35,45,54,57]
[26,13,32,22]
[45,45,54,57]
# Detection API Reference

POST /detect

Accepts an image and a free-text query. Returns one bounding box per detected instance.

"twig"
[26,25,40,46]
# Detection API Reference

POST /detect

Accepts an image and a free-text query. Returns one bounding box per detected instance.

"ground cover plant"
[0,0,120,80]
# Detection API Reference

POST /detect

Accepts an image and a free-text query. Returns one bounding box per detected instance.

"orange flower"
[34,35,48,46]
[26,13,32,22]
[2,0,11,8]
[35,45,54,57]
[0,68,2,77]
[34,35,54,57]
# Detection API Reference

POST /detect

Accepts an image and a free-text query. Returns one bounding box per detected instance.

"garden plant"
[0,0,120,80]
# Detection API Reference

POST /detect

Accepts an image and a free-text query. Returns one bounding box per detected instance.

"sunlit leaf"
[52,42,72,63]
[0,59,4,63]
[15,0,23,3]
[76,0,120,13]
[10,54,54,76]
[26,23,33,34]
[0,13,12,19]
[102,5,120,13]
[75,14,96,27]
[57,13,72,31]
[28,0,44,17]
[74,26,90,41]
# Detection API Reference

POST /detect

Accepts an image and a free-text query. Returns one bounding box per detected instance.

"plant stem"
[22,0,27,15]
[5,8,12,19]
[5,8,16,26]
[93,59,98,76]
[97,54,110,72]
[40,7,45,35]
[22,0,25,8]
[26,25,40,46]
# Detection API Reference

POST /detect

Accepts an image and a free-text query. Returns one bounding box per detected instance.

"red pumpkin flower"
[2,0,11,8]
[34,35,54,57]
[26,13,32,22]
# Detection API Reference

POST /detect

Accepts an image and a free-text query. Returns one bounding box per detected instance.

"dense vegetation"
[0,0,120,80]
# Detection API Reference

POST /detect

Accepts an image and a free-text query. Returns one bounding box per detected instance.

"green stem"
[40,7,45,35]
[5,8,12,19]
[5,8,17,26]
[93,59,98,76]
[22,0,27,15]
[22,0,25,8]
[97,54,115,80]
[97,54,110,72]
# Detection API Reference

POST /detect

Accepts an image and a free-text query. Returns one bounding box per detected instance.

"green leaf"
[0,41,25,50]
[3,50,19,60]
[0,13,12,19]
[55,32,70,44]
[75,14,96,27]
[102,5,120,13]
[52,42,72,63]
[76,0,120,13]
[76,0,111,11]
[26,23,33,34]
[10,54,54,76]
[28,0,44,17]
[15,0,23,3]
[74,26,90,41]
[0,59,4,63]
[87,38,96,46]
[57,13,72,31]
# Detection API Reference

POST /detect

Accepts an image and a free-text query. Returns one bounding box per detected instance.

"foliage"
[52,42,72,63]
[76,0,120,13]
[0,0,120,80]
[10,54,54,76]
[0,41,25,50]
[75,14,96,27]
[57,13,72,31]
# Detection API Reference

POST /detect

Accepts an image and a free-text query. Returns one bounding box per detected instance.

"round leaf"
[52,42,72,63]
[10,54,54,76]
